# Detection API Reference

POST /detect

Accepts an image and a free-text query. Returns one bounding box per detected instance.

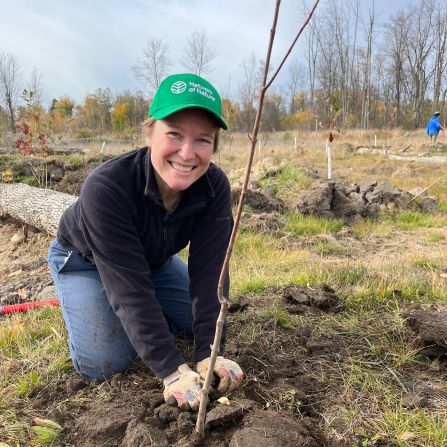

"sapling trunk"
[194,0,320,439]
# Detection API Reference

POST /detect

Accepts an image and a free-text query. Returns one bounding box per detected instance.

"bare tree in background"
[360,1,376,129]
[304,6,319,129]
[432,2,447,112]
[0,52,21,133]
[383,10,410,127]
[27,68,46,108]
[181,30,216,76]
[287,57,305,115]
[404,0,435,128]
[238,53,266,131]
[132,38,171,92]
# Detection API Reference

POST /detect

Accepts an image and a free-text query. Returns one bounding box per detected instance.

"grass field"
[1,127,446,446]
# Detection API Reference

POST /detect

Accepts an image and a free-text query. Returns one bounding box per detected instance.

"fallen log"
[389,154,447,164]
[0,183,77,235]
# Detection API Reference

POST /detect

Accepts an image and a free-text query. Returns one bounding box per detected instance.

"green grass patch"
[388,211,447,230]
[258,164,314,206]
[285,213,344,236]
[0,307,70,445]
[412,258,442,270]
[350,218,393,237]
[261,306,294,329]
[368,406,447,447]
[437,199,447,212]
[13,175,40,186]
[59,153,84,167]
[313,238,346,255]
[230,231,312,296]
[426,230,445,243]
[299,261,447,312]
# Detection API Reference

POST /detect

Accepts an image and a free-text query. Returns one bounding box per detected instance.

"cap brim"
[151,104,227,130]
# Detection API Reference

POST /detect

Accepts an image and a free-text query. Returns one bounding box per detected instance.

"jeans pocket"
[48,240,96,274]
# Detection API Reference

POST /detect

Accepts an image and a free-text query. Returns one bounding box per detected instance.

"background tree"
[237,53,265,132]
[432,2,447,113]
[132,38,171,92]
[0,52,21,133]
[181,30,216,76]
[360,1,376,128]
[112,101,128,132]
[114,90,149,129]
[382,10,410,127]
[49,96,75,134]
[287,57,306,115]
[404,0,435,128]
[27,68,46,109]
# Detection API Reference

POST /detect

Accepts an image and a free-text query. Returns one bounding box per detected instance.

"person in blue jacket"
[426,111,444,142]
[47,73,243,411]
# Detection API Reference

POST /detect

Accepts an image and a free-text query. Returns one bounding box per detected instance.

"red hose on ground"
[0,299,60,316]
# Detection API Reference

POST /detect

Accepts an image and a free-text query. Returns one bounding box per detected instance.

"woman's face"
[147,108,218,196]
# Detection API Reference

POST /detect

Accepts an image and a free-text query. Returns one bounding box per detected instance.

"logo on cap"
[171,81,187,94]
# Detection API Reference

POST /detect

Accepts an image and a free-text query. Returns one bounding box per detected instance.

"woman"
[47,73,243,411]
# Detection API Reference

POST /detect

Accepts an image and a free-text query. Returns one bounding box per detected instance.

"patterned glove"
[163,363,202,411]
[196,356,244,394]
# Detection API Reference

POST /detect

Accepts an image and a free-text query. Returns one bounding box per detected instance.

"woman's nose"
[178,141,195,160]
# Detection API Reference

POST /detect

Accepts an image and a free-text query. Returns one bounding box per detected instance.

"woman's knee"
[71,351,137,381]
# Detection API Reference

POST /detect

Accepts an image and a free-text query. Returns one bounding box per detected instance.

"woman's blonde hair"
[143,116,220,153]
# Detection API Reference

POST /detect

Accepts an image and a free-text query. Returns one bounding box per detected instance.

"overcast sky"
[0,0,408,105]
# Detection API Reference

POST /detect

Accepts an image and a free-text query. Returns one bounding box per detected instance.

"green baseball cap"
[148,73,227,130]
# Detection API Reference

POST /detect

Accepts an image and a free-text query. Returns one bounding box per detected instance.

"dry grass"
[215,129,447,201]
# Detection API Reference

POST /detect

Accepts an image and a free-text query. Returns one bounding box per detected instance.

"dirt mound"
[228,157,285,189]
[405,305,447,359]
[2,154,114,194]
[283,284,341,312]
[295,180,438,222]
[232,188,286,213]
[229,411,319,447]
[0,217,53,306]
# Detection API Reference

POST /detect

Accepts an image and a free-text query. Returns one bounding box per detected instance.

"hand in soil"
[162,363,202,411]
[196,356,244,394]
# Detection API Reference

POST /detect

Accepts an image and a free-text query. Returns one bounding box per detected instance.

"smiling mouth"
[169,161,196,173]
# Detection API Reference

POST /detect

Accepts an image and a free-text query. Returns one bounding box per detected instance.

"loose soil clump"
[405,305,447,360]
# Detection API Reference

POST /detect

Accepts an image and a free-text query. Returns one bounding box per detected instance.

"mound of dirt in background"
[231,188,286,213]
[405,305,447,360]
[295,179,438,222]
[1,154,114,195]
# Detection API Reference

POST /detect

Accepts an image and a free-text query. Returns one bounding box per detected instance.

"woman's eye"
[167,132,181,139]
[197,138,212,145]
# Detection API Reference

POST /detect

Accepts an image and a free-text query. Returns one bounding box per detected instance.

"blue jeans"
[47,239,193,380]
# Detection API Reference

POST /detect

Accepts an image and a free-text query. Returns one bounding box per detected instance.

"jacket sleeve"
[78,173,185,378]
[187,168,233,363]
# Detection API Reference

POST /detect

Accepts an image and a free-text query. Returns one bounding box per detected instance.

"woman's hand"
[163,363,202,411]
[196,356,244,394]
